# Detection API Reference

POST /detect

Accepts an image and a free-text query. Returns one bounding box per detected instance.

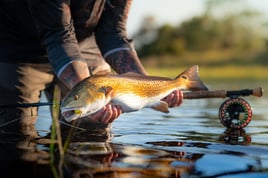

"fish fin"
[175,65,199,80]
[120,72,144,77]
[175,65,208,91]
[99,86,113,96]
[121,72,172,81]
[151,101,170,113]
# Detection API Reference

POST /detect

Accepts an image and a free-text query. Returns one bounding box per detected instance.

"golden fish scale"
[87,75,181,98]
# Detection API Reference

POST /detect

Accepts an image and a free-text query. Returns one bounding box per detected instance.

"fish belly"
[111,94,161,113]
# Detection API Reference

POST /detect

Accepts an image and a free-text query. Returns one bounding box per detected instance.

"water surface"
[1,81,268,178]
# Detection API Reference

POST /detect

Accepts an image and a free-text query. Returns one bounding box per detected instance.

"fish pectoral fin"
[151,101,170,113]
[99,86,113,96]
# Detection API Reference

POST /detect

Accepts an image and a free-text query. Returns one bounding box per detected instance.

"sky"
[127,0,268,36]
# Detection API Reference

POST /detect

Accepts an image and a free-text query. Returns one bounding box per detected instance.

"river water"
[1,81,268,178]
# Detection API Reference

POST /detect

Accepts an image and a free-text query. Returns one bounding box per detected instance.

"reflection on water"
[218,128,252,145]
[65,142,194,177]
[0,82,268,177]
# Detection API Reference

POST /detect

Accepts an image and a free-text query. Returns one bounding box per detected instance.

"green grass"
[145,65,268,82]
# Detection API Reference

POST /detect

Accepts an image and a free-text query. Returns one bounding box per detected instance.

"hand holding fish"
[60,65,208,122]
[82,90,183,124]
[162,90,183,107]
[87,104,122,124]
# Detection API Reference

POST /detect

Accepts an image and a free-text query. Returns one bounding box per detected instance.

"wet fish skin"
[60,65,208,122]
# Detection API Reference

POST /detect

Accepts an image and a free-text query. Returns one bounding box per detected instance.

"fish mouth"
[61,107,85,122]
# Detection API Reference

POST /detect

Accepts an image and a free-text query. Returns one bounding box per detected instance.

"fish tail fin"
[176,65,208,91]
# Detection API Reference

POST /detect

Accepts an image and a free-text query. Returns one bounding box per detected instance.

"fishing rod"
[183,87,263,129]
[183,87,263,99]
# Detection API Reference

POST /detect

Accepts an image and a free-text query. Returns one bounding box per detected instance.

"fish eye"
[74,95,79,100]
[181,75,187,80]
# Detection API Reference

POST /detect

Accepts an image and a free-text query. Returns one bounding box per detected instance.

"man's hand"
[88,104,122,124]
[58,60,90,89]
[162,90,183,107]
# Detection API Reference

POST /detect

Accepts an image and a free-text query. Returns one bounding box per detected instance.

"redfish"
[61,65,208,122]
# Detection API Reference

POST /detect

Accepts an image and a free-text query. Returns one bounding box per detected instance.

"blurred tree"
[139,24,186,56]
[133,0,268,66]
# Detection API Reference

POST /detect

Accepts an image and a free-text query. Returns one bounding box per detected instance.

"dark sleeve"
[95,0,134,56]
[27,0,84,75]
[95,0,147,75]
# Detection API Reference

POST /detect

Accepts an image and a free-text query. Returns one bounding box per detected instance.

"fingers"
[107,105,122,123]
[88,106,106,123]
[172,90,183,107]
[162,90,184,107]
[88,104,122,124]
[100,104,115,124]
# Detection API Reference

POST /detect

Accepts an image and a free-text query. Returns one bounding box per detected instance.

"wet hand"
[162,90,183,107]
[88,104,122,124]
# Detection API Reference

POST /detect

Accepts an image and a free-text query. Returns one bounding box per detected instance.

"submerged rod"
[0,102,56,108]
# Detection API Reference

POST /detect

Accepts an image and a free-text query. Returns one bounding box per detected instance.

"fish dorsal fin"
[151,101,170,113]
[120,72,172,81]
[120,72,144,77]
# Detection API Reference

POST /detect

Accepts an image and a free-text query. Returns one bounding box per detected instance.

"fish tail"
[176,65,208,91]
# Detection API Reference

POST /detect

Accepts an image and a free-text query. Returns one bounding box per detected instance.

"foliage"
[146,65,268,82]
[133,1,268,67]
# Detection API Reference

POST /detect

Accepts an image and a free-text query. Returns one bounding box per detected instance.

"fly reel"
[183,87,263,129]
[219,97,252,129]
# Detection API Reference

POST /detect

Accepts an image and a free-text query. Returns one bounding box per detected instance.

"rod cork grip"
[252,87,263,97]
[183,90,227,99]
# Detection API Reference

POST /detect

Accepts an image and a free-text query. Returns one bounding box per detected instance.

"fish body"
[61,65,208,122]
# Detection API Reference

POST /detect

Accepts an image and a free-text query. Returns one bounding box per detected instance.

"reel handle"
[252,87,263,97]
[183,87,263,99]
